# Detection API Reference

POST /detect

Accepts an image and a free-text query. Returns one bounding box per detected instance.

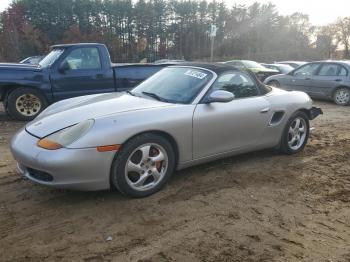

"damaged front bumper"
[309,107,323,120]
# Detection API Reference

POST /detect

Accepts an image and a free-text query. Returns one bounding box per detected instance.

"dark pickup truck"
[0,43,171,120]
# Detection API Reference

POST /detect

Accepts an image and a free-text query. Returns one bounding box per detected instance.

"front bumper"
[309,107,323,120]
[10,128,116,191]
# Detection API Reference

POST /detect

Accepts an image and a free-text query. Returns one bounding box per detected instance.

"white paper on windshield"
[184,70,207,79]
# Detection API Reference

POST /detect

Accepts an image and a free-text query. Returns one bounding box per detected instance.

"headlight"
[37,119,94,150]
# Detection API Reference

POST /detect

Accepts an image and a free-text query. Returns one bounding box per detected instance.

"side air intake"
[270,111,285,126]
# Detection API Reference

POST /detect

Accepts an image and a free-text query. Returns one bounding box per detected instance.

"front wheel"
[333,88,350,106]
[111,133,176,198]
[280,111,310,154]
[267,80,280,88]
[6,87,48,121]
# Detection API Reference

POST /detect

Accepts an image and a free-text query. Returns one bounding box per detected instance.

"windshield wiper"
[142,92,169,102]
[126,90,135,96]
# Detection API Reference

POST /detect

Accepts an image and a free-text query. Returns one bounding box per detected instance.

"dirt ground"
[0,101,349,262]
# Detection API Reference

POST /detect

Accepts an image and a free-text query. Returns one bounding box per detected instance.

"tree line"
[0,0,349,63]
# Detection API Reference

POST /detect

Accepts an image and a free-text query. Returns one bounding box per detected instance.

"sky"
[231,0,350,25]
[0,0,349,25]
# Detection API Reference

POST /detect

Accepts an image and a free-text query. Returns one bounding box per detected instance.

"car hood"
[263,73,288,84]
[0,63,41,71]
[26,92,175,138]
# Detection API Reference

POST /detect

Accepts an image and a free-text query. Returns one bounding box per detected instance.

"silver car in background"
[276,61,307,68]
[264,61,350,105]
[262,63,294,74]
[11,63,322,198]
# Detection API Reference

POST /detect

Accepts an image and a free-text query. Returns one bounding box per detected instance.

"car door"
[310,63,348,98]
[51,47,115,101]
[283,63,321,92]
[193,71,272,159]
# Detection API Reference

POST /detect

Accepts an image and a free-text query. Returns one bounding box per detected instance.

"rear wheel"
[111,133,175,198]
[280,111,309,154]
[333,88,350,105]
[7,87,47,121]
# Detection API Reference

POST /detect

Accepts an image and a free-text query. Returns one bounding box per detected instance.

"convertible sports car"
[10,63,322,197]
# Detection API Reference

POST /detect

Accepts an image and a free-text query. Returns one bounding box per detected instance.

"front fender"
[67,105,195,164]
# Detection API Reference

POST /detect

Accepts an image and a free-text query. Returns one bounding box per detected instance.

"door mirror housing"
[207,90,235,103]
[58,61,70,73]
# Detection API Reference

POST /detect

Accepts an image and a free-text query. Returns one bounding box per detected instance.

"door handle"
[335,79,342,82]
[95,74,104,79]
[305,77,311,80]
[260,108,270,113]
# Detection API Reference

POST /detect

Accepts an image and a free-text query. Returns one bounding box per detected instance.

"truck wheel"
[7,88,48,121]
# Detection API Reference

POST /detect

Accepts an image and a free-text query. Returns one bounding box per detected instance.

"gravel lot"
[0,101,349,262]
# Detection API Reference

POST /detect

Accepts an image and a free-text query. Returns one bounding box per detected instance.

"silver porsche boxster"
[10,63,322,197]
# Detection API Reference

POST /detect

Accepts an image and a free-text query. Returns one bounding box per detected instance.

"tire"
[333,88,350,106]
[267,80,280,88]
[6,87,48,121]
[111,133,176,198]
[280,111,310,155]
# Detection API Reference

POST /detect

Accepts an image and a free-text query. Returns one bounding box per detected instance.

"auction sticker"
[184,70,207,79]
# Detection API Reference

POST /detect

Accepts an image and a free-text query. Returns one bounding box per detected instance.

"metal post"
[209,24,216,62]
[210,36,214,62]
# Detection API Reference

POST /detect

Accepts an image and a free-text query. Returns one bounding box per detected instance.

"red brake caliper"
[151,147,162,171]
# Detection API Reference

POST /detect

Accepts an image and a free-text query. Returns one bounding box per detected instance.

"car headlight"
[37,119,94,150]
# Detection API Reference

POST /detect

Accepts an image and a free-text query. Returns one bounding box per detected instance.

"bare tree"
[335,17,350,59]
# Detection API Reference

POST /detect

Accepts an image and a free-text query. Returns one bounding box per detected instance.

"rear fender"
[0,85,16,104]
[0,87,5,101]
[307,107,323,120]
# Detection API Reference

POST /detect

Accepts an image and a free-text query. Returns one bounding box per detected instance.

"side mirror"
[58,61,70,73]
[207,90,235,103]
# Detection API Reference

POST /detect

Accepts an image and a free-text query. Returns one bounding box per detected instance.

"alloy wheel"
[287,117,307,151]
[334,89,350,105]
[125,143,168,191]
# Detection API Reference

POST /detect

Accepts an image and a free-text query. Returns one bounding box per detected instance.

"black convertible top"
[171,62,238,74]
[51,43,106,49]
[170,62,272,95]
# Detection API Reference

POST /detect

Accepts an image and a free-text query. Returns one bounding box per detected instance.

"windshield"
[132,67,213,104]
[39,48,64,68]
[242,60,265,69]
